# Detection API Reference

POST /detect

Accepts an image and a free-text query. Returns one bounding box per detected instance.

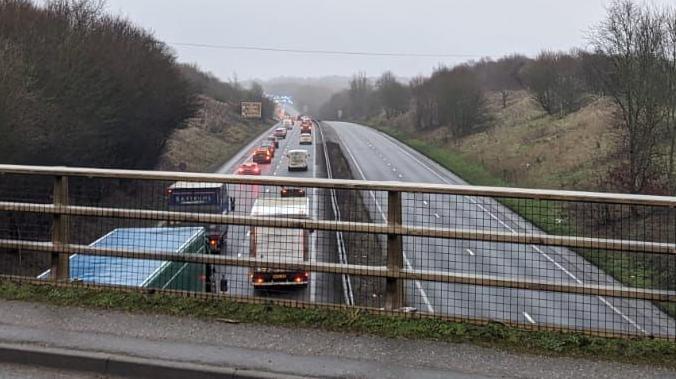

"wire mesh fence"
[0,165,674,339]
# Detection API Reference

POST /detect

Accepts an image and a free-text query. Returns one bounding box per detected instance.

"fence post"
[51,175,69,281]
[385,190,403,311]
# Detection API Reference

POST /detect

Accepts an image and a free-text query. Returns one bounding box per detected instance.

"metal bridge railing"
[0,164,674,339]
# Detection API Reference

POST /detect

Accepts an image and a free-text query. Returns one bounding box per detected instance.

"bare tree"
[590,0,667,193]
[519,51,587,116]
[375,71,409,118]
[664,9,676,191]
[474,55,528,108]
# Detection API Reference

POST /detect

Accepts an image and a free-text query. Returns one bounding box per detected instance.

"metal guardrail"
[0,164,675,339]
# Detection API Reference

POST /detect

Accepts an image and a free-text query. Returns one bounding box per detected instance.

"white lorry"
[249,197,310,288]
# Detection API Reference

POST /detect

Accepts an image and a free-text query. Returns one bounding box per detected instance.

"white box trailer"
[249,197,310,287]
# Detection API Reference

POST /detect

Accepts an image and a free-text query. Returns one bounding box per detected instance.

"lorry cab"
[166,182,233,253]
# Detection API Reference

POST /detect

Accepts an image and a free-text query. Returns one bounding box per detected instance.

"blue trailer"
[40,227,207,291]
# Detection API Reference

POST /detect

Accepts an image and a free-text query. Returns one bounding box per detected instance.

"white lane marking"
[433,213,440,219]
[466,248,475,256]
[403,254,434,314]
[273,171,277,175]
[397,174,403,179]
[523,312,536,325]
[265,188,270,193]
[310,129,319,303]
[378,130,647,334]
[319,124,354,306]
[392,168,397,172]
[337,132,433,313]
[341,141,387,223]
[423,201,428,206]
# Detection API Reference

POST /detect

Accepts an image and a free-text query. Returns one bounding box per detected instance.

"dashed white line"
[466,248,475,256]
[523,312,536,325]
[378,130,648,335]
[423,201,429,205]
[310,128,318,303]
[433,213,440,219]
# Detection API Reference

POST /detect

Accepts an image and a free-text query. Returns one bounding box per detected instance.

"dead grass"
[158,95,269,172]
[453,91,619,190]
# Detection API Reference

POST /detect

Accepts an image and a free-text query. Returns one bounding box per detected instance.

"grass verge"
[0,280,675,367]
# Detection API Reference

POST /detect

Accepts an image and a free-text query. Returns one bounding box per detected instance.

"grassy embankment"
[368,90,675,316]
[157,95,270,173]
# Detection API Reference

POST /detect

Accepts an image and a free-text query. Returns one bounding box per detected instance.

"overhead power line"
[168,42,483,58]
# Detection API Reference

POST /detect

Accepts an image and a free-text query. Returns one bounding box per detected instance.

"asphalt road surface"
[213,118,342,305]
[322,121,675,338]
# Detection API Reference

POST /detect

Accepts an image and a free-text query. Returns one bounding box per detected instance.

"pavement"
[321,121,675,338]
[1,299,675,378]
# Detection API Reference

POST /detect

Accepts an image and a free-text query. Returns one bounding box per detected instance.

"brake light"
[165,188,173,196]
[252,273,265,284]
[294,272,308,283]
[209,236,218,249]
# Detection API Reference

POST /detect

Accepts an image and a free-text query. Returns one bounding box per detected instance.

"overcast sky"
[101,0,672,81]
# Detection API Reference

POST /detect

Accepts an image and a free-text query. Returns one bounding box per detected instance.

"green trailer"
[41,227,207,291]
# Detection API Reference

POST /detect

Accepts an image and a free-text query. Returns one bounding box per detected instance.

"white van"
[287,149,309,171]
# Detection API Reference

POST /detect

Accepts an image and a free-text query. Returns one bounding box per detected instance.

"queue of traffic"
[45,116,317,293]
[237,115,313,176]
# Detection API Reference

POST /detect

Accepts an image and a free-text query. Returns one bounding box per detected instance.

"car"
[260,142,275,156]
[266,135,279,148]
[287,149,309,171]
[299,133,312,145]
[273,127,287,139]
[280,187,306,197]
[237,162,260,175]
[300,120,312,134]
[252,147,272,164]
[282,119,293,130]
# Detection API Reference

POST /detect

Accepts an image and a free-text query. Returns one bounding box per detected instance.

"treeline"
[179,64,275,120]
[320,0,676,194]
[0,0,196,169]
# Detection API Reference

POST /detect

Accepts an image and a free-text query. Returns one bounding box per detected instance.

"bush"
[0,0,196,169]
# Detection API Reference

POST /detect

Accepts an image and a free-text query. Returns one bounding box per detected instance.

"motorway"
[213,118,343,304]
[322,121,675,337]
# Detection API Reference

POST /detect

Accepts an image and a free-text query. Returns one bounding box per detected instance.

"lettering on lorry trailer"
[249,197,310,287]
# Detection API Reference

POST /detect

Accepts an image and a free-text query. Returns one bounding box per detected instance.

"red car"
[260,142,275,156]
[237,162,261,175]
[253,147,272,164]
